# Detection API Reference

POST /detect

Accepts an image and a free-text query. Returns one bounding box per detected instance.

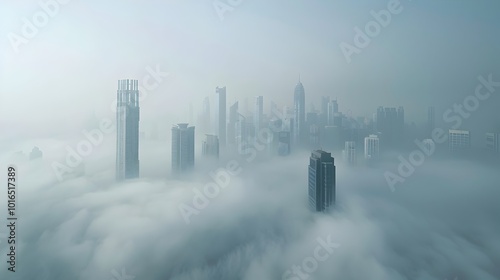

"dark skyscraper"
[116,79,140,181]
[216,86,227,147]
[172,123,195,173]
[308,150,336,212]
[294,79,305,146]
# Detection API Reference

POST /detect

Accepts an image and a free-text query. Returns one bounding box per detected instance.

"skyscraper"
[449,130,471,152]
[254,96,263,137]
[215,86,227,147]
[308,150,336,212]
[172,123,195,173]
[116,79,140,181]
[364,134,380,160]
[294,79,305,146]
[202,134,219,158]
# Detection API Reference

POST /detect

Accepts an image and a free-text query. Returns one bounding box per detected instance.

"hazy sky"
[1,0,500,135]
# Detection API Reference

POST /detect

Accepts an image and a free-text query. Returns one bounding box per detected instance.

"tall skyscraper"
[172,123,195,173]
[448,130,471,152]
[215,86,227,147]
[254,96,263,137]
[202,134,219,158]
[308,150,336,212]
[294,79,305,146]
[343,141,356,165]
[364,134,380,160]
[116,79,140,181]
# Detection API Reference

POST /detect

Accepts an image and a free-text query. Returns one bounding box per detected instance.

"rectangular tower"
[308,150,336,212]
[172,123,195,173]
[216,87,227,147]
[116,79,140,181]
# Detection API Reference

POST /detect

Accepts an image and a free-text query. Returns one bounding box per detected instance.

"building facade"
[308,150,336,212]
[172,123,195,173]
[116,79,140,181]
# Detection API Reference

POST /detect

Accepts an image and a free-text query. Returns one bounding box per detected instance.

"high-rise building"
[343,141,356,165]
[202,134,219,158]
[364,134,380,160]
[172,123,195,173]
[448,130,471,151]
[308,150,336,212]
[254,96,263,137]
[294,79,305,146]
[486,133,500,153]
[116,79,140,181]
[215,86,226,147]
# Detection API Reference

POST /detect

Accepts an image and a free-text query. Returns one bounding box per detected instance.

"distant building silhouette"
[215,87,227,147]
[116,79,140,181]
[254,96,263,138]
[364,134,380,160]
[427,107,435,136]
[29,146,43,160]
[486,133,500,153]
[202,134,219,158]
[449,130,471,152]
[343,141,356,165]
[376,106,404,149]
[294,79,306,146]
[227,101,239,147]
[172,123,195,173]
[308,150,336,212]
[278,131,291,156]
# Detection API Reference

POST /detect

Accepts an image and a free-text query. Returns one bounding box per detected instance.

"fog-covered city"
[0,1,499,279]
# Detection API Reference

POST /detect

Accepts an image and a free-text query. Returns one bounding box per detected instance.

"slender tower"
[116,79,140,181]
[216,87,227,147]
[294,77,305,146]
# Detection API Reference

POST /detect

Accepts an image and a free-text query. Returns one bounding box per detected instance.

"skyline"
[1,1,500,134]
[1,1,500,279]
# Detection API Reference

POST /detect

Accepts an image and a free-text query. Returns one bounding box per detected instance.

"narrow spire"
[299,73,301,83]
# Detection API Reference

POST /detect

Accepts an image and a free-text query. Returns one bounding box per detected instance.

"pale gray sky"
[1,0,499,135]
